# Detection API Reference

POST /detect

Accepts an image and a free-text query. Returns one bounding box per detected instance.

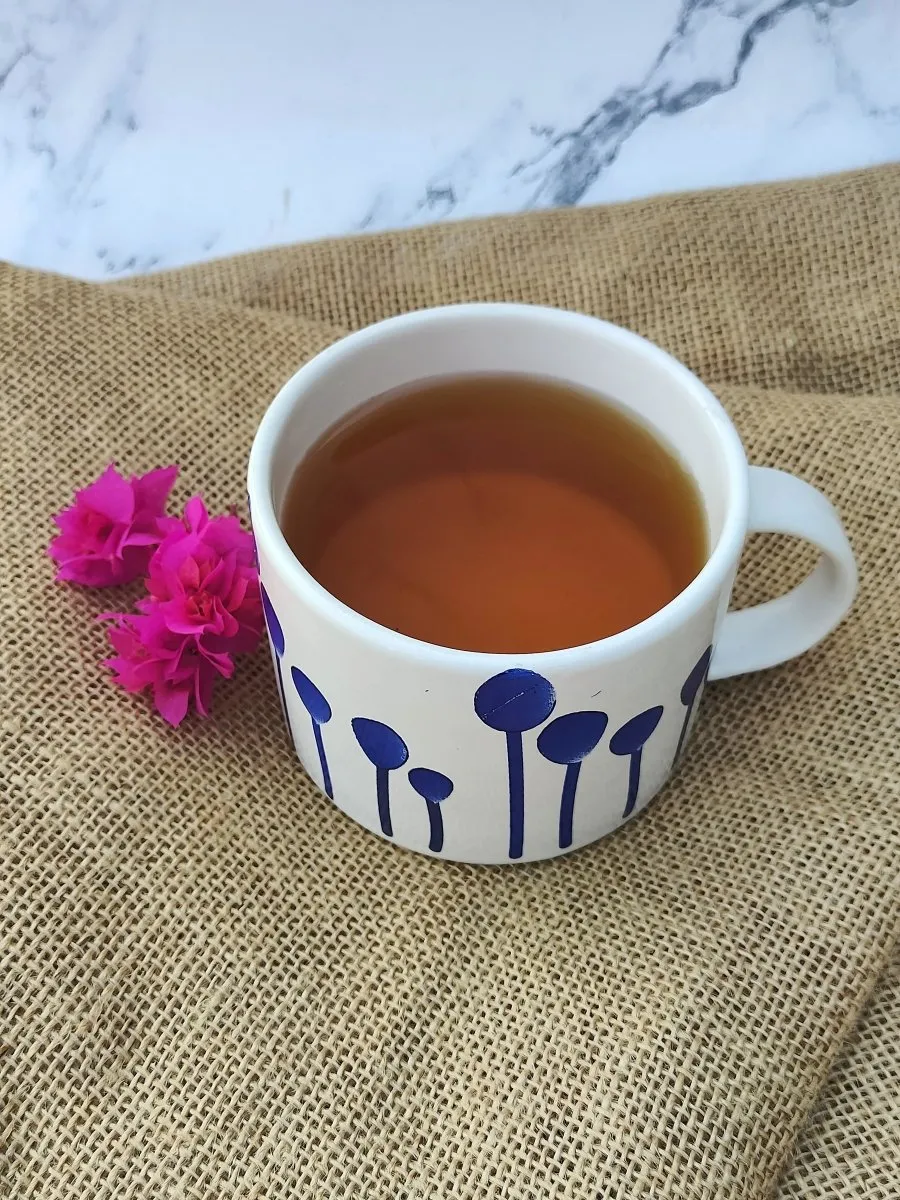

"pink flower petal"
[55,554,122,588]
[196,644,234,677]
[80,464,136,524]
[157,603,207,637]
[154,680,191,726]
[50,462,179,588]
[133,465,178,514]
[183,495,209,533]
[53,508,84,535]
[194,675,212,718]
[177,556,201,591]
[124,530,166,547]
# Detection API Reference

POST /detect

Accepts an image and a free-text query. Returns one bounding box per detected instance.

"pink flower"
[49,463,178,587]
[146,496,262,655]
[105,608,233,727]
[103,495,262,726]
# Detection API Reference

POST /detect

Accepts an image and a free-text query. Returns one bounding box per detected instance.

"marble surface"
[1,0,898,280]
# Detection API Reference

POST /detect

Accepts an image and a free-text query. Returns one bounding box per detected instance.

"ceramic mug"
[247,304,857,864]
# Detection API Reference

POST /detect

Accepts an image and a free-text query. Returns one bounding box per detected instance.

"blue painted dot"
[609,706,664,756]
[260,584,285,657]
[351,717,409,770]
[474,669,556,733]
[408,767,454,804]
[537,710,608,764]
[290,667,332,724]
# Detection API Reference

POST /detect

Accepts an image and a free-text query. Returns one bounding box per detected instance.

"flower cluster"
[49,465,262,726]
[49,463,178,587]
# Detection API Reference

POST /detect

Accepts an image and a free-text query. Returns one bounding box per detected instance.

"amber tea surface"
[280,374,707,653]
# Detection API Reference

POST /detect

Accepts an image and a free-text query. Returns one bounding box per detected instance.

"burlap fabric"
[3,165,899,1200]
[781,954,900,1197]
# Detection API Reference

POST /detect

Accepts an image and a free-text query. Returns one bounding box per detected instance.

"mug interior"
[252,304,748,656]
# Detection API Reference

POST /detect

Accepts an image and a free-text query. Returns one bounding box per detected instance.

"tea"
[280,374,707,653]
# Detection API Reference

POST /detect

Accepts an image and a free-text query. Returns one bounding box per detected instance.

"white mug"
[247,305,856,864]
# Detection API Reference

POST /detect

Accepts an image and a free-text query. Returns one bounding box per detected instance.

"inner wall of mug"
[267,306,733,553]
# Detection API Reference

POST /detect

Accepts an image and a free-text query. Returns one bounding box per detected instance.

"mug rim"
[247,303,749,671]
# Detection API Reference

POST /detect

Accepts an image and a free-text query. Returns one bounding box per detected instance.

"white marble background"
[1,0,898,280]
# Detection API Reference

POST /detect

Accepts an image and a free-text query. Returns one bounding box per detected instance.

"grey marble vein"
[398,0,869,226]
[521,0,863,207]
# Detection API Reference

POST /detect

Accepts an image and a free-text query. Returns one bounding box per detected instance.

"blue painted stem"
[506,731,525,860]
[427,804,444,853]
[376,768,392,838]
[674,700,695,765]
[312,721,333,798]
[623,748,643,818]
[558,762,581,850]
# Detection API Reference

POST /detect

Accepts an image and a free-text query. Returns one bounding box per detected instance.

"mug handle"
[708,466,857,681]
